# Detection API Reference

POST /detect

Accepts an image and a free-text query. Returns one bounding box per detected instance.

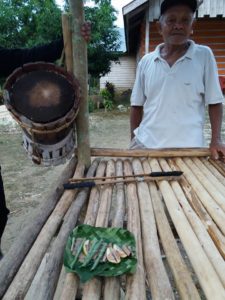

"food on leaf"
[113,244,129,258]
[81,239,103,267]
[91,242,108,271]
[83,239,90,256]
[106,246,121,264]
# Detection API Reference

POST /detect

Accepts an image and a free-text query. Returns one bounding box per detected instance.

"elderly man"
[130,0,225,159]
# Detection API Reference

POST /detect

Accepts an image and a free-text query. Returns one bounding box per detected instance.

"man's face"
[158,5,194,45]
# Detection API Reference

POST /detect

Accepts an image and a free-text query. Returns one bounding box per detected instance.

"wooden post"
[69,0,91,168]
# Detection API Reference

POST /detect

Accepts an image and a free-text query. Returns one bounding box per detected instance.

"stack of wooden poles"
[0,150,225,299]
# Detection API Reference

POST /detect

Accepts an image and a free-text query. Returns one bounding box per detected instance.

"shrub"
[100,88,112,101]
[105,81,115,101]
[88,97,95,113]
[100,88,114,111]
[103,98,114,111]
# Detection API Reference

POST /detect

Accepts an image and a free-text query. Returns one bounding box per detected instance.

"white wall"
[100,55,136,91]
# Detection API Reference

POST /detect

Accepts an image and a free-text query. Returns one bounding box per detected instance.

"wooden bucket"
[3,62,80,166]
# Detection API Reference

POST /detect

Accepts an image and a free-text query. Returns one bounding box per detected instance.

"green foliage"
[0,0,62,48]
[105,81,115,101]
[100,88,112,101]
[0,0,121,78]
[100,88,114,111]
[85,0,121,77]
[103,98,114,111]
[88,97,95,113]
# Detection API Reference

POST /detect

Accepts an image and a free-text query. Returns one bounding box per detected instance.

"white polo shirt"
[131,40,224,148]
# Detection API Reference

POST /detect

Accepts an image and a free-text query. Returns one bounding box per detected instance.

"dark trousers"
[0,167,10,240]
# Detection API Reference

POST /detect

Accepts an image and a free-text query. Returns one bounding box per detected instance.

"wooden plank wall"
[100,56,136,91]
[193,19,225,77]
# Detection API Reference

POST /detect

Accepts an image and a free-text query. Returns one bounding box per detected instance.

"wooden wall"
[100,55,136,91]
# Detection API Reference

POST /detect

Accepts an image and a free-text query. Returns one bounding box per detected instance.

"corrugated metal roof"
[123,0,225,21]
[198,0,225,17]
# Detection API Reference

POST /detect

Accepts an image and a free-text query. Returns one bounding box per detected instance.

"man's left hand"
[210,141,225,162]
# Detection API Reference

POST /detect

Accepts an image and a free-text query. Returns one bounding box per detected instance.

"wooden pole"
[2,163,85,300]
[142,159,200,299]
[69,0,91,168]
[82,160,115,300]
[0,157,77,298]
[90,148,211,157]
[103,160,126,300]
[159,158,225,288]
[132,158,175,300]
[124,160,146,300]
[209,158,225,177]
[193,157,225,197]
[175,158,225,235]
[25,160,99,300]
[200,158,225,186]
[184,158,225,211]
[59,160,106,300]
[149,158,225,299]
[176,171,225,259]
[62,13,73,72]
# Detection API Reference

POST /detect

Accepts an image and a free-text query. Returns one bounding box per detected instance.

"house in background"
[100,28,136,92]
[123,0,225,92]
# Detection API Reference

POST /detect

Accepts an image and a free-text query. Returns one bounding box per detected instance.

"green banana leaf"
[64,224,137,283]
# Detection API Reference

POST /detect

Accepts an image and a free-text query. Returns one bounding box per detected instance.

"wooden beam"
[90,148,211,157]
[69,0,91,168]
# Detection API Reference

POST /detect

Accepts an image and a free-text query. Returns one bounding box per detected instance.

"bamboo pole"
[0,156,77,298]
[62,13,73,72]
[132,158,175,300]
[159,158,225,288]
[194,157,225,195]
[82,160,115,300]
[69,0,90,168]
[184,158,225,212]
[2,163,85,300]
[24,253,51,300]
[90,148,211,158]
[24,160,99,300]
[174,171,225,259]
[103,160,126,300]
[143,159,200,300]
[124,160,146,300]
[209,159,225,177]
[59,160,106,300]
[84,160,107,225]
[149,158,225,299]
[200,158,225,186]
[175,158,225,235]
[58,273,79,300]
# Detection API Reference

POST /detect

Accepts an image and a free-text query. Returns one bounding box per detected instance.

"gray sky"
[55,0,131,27]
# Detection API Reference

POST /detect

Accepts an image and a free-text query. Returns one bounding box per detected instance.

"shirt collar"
[153,40,195,61]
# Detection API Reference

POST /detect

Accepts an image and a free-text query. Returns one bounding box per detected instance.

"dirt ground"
[0,110,130,253]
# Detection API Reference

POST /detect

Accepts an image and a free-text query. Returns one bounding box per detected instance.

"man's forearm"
[130,106,143,139]
[208,103,223,144]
